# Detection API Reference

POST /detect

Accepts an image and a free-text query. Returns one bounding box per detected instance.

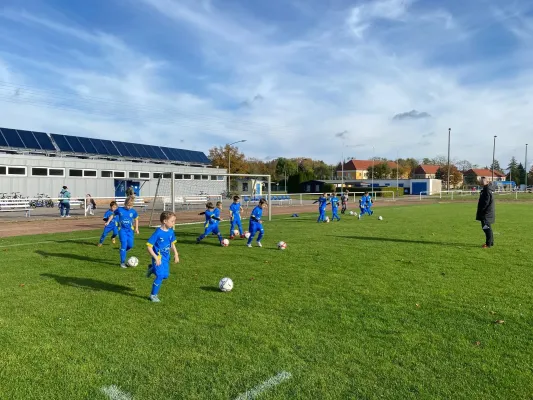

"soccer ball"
[277,241,287,250]
[378,216,383,220]
[127,256,139,267]
[233,229,239,236]
[221,238,230,247]
[325,217,330,223]
[244,231,251,239]
[358,214,361,220]
[349,211,354,216]
[219,277,233,292]
[353,212,357,217]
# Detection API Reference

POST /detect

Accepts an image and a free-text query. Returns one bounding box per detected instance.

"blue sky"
[0,0,532,166]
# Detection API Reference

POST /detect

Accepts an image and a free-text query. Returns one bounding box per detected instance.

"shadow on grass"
[52,239,111,247]
[41,273,146,299]
[334,235,478,247]
[35,250,117,266]
[200,286,221,292]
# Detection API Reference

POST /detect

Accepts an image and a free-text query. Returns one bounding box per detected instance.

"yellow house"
[336,160,400,180]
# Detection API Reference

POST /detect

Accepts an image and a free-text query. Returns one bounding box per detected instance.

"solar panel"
[2,128,25,148]
[16,130,41,150]
[89,138,108,155]
[151,145,168,160]
[142,145,158,159]
[51,134,73,152]
[0,129,8,147]
[32,131,56,151]
[78,137,98,154]
[162,147,179,162]
[101,140,121,156]
[65,136,86,153]
[195,151,211,164]
[124,142,141,158]
[132,143,150,158]
[174,148,192,162]
[113,141,132,158]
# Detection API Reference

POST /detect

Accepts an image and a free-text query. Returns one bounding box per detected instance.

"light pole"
[371,146,375,198]
[492,135,497,182]
[447,128,451,191]
[336,131,348,192]
[396,151,399,197]
[227,139,246,195]
[525,144,528,190]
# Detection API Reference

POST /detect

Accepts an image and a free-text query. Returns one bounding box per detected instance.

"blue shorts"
[152,259,170,279]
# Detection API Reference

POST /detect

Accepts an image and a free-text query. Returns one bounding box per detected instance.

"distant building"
[464,168,505,183]
[413,164,440,179]
[336,159,400,180]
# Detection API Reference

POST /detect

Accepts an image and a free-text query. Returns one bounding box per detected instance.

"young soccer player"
[341,191,349,214]
[313,193,329,222]
[229,195,245,239]
[247,198,267,247]
[196,202,223,244]
[359,192,373,216]
[330,193,341,221]
[146,211,179,303]
[97,201,118,247]
[114,197,139,268]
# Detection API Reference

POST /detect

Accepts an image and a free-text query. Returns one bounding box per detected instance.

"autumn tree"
[208,144,248,174]
[436,165,464,188]
[367,162,391,179]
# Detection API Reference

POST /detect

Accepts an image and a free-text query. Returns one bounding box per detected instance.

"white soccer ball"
[378,216,383,220]
[219,277,233,292]
[221,238,230,247]
[233,229,239,236]
[358,214,361,220]
[349,211,354,216]
[127,256,139,267]
[325,217,330,223]
[277,241,287,250]
[244,231,251,239]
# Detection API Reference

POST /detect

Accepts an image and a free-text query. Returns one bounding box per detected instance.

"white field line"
[101,385,133,400]
[234,371,292,400]
[0,236,100,248]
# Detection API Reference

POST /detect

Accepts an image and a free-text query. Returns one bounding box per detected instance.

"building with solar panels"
[0,127,226,199]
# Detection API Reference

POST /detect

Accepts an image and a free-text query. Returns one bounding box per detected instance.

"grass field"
[1,203,532,399]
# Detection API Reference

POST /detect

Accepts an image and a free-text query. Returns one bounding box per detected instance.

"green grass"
[1,203,532,399]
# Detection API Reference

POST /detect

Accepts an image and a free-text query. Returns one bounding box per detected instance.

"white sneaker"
[120,263,128,269]
[150,295,160,303]
[66,215,71,218]
[257,242,262,248]
[247,244,252,248]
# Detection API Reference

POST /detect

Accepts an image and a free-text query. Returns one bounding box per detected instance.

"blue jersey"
[213,208,221,225]
[203,209,216,227]
[229,203,241,218]
[362,195,372,205]
[103,209,117,224]
[318,196,328,210]
[114,207,138,231]
[250,206,263,222]
[330,196,339,209]
[147,227,176,262]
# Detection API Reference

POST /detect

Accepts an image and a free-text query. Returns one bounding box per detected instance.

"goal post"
[148,173,272,227]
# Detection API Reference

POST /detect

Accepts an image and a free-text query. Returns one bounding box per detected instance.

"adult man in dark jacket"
[476,177,495,248]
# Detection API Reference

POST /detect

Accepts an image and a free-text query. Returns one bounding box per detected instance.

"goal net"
[148,173,272,227]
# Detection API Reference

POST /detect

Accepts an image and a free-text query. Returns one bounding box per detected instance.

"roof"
[338,159,398,171]
[415,164,440,174]
[467,168,506,177]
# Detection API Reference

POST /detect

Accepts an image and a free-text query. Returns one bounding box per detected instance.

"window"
[69,169,83,177]
[114,171,125,178]
[8,167,26,176]
[129,172,139,179]
[163,172,171,179]
[101,171,113,178]
[202,175,209,180]
[194,175,201,180]
[32,168,48,176]
[243,182,249,192]
[0,166,6,175]
[175,174,183,180]
[84,170,97,177]
[140,172,150,179]
[49,168,65,177]
[153,172,163,179]
[183,174,192,180]
[212,175,224,181]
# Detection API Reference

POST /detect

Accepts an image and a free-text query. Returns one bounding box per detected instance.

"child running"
[196,202,223,244]
[146,211,179,303]
[229,195,245,239]
[97,201,118,247]
[114,196,139,268]
[330,193,341,221]
[313,193,329,223]
[247,198,267,248]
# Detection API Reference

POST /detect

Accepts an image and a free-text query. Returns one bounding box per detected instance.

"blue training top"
[146,227,176,262]
[318,196,328,210]
[213,208,221,225]
[250,206,263,223]
[114,207,138,231]
[330,196,339,209]
[229,202,241,218]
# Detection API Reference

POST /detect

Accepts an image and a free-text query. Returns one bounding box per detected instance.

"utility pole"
[447,128,451,191]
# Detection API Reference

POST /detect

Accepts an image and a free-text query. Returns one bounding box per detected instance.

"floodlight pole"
[492,135,497,182]
[447,128,451,191]
[525,144,528,190]
[396,150,399,197]
[227,140,246,196]
[372,146,375,198]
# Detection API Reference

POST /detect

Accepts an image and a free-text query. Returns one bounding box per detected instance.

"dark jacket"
[476,184,495,223]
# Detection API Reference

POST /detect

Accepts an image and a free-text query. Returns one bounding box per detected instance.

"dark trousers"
[481,220,494,247]
[341,203,347,214]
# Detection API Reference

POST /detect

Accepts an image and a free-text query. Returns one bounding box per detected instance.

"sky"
[0,0,532,167]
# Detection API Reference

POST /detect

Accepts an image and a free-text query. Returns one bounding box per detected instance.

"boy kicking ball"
[146,211,180,303]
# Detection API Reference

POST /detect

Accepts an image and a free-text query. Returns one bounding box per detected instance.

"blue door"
[412,182,428,195]
[114,180,140,197]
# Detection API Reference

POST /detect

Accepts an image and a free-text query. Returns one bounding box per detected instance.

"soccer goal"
[148,173,272,227]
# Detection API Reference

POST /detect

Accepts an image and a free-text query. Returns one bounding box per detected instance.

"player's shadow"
[41,273,146,299]
[338,235,478,247]
[35,250,117,266]
[51,240,106,247]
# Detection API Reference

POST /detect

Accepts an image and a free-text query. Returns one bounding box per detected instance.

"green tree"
[506,157,520,186]
[490,160,503,174]
[436,165,464,188]
[367,162,391,179]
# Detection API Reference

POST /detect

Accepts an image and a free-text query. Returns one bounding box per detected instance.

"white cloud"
[0,0,532,167]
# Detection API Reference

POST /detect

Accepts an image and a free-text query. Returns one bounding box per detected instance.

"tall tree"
[490,160,503,173]
[456,159,473,173]
[367,162,391,179]
[517,163,526,186]
[436,165,464,188]
[208,144,248,173]
[506,157,520,185]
